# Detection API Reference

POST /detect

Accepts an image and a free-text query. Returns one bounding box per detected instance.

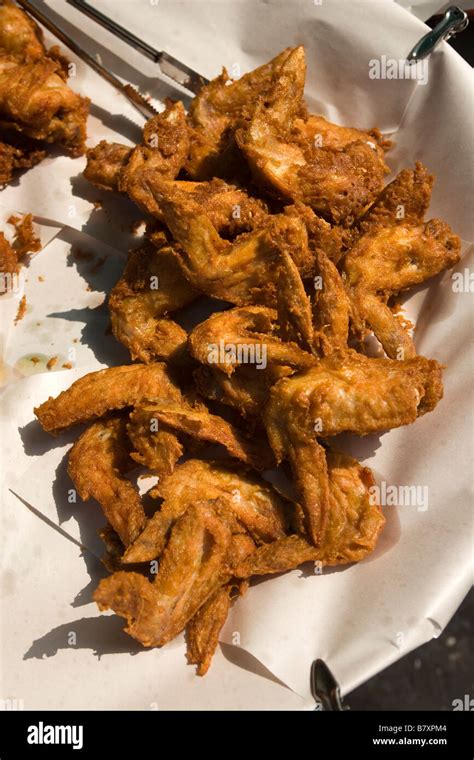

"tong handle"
[407,5,469,62]
[311,659,348,711]
[68,0,161,62]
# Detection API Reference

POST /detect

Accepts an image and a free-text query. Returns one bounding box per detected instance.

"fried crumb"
[46,356,58,370]
[8,213,41,261]
[93,200,103,210]
[14,295,27,323]
[62,362,73,369]
[38,275,44,282]
[30,356,40,365]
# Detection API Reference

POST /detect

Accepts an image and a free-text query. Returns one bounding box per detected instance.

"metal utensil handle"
[17,0,157,119]
[407,5,469,62]
[68,0,161,62]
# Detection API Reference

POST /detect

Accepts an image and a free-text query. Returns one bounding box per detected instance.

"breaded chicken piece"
[128,401,275,471]
[0,0,45,60]
[142,173,313,304]
[263,350,442,544]
[35,363,183,433]
[236,47,388,224]
[344,219,461,359]
[357,162,434,235]
[83,141,132,191]
[265,349,443,445]
[189,305,316,375]
[193,363,294,419]
[234,449,385,575]
[0,52,89,155]
[109,242,197,364]
[94,500,233,647]
[0,133,46,184]
[186,579,249,675]
[67,416,146,546]
[310,246,350,356]
[294,114,389,153]
[123,458,289,564]
[84,101,189,202]
[186,46,302,180]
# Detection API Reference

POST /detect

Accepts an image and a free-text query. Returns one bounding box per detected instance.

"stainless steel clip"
[407,5,469,63]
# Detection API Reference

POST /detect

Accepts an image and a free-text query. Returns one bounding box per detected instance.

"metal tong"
[16,0,209,120]
[311,659,349,711]
[407,5,469,62]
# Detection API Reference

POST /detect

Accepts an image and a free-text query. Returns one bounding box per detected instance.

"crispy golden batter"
[265,349,443,446]
[0,0,45,61]
[234,450,385,575]
[0,52,89,155]
[123,459,288,564]
[0,132,46,184]
[186,46,301,180]
[194,363,293,418]
[83,141,132,191]
[189,305,316,375]
[109,242,197,364]
[142,173,313,303]
[94,500,233,647]
[32,44,459,674]
[236,47,388,224]
[35,363,182,433]
[344,219,461,359]
[129,402,275,471]
[312,246,350,356]
[67,416,146,546]
[357,162,434,235]
[186,579,249,675]
[0,228,16,291]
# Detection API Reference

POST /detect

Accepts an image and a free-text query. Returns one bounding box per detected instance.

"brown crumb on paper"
[46,356,58,370]
[62,362,73,369]
[14,295,27,323]
[38,275,44,282]
[30,356,40,365]
[8,214,41,261]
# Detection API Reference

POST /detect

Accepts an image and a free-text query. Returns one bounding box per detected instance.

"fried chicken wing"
[234,449,385,575]
[108,242,197,364]
[122,459,288,564]
[35,363,182,433]
[83,140,132,191]
[94,500,232,647]
[236,47,388,224]
[129,402,275,471]
[186,46,302,180]
[142,173,312,304]
[189,305,316,376]
[0,0,45,61]
[265,349,443,444]
[344,219,461,359]
[0,52,89,155]
[67,416,146,546]
[194,363,293,418]
[357,162,434,235]
[186,579,249,675]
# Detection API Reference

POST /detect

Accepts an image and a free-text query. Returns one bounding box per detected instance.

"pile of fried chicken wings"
[35,45,461,675]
